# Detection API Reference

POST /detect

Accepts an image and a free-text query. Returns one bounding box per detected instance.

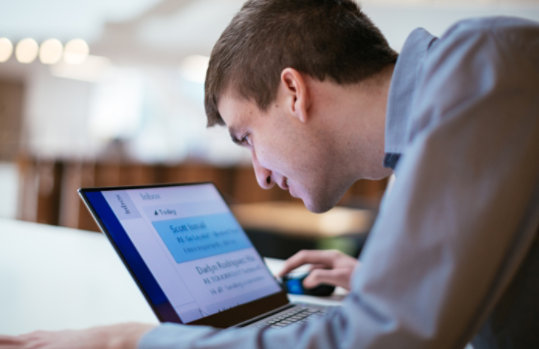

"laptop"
[78,182,332,328]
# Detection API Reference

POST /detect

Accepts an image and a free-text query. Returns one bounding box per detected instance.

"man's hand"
[0,323,156,349]
[277,249,358,290]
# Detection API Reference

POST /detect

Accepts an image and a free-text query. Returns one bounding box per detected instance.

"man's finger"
[277,250,337,277]
[303,268,351,290]
[0,335,24,348]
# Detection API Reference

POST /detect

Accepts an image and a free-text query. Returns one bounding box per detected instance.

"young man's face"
[217,90,354,213]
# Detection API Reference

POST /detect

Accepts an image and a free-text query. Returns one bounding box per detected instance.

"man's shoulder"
[437,16,539,48]
[419,15,539,74]
[444,16,537,34]
[398,16,538,151]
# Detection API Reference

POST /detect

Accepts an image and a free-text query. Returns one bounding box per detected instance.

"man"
[1,0,538,348]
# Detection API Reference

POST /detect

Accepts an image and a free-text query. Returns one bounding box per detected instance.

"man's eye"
[240,134,251,146]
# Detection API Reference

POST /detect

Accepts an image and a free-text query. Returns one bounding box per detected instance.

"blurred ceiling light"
[15,38,39,64]
[39,38,63,65]
[178,55,209,84]
[64,38,89,64]
[50,54,110,82]
[0,38,13,63]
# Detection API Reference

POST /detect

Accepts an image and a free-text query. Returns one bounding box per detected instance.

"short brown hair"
[204,0,397,126]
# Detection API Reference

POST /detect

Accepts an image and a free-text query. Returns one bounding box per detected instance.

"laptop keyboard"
[250,304,328,328]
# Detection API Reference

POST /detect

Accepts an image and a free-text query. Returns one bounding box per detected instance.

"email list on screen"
[101,184,281,323]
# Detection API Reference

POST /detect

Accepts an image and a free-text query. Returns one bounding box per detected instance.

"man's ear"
[280,68,310,123]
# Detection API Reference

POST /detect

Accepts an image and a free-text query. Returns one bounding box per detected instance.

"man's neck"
[339,64,395,180]
[302,66,394,181]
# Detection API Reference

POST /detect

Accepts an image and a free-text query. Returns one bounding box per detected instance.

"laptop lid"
[78,182,289,328]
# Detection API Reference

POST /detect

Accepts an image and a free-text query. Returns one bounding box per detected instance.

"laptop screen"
[79,182,284,327]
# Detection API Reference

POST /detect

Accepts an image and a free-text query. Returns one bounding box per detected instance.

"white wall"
[10,2,539,165]
[363,2,539,51]
[23,65,96,159]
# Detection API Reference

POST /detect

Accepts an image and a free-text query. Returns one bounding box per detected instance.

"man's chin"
[301,197,335,214]
[298,186,348,213]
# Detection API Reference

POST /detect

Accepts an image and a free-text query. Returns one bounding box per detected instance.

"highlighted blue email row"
[153,213,253,263]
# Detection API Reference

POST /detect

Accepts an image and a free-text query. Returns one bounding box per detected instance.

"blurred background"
[1,0,538,241]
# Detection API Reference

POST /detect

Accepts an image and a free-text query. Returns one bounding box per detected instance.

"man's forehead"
[217,92,256,127]
[217,92,254,145]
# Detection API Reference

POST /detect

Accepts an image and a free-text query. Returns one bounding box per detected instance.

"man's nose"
[252,153,274,190]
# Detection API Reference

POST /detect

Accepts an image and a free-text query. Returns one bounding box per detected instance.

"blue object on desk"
[282,273,335,296]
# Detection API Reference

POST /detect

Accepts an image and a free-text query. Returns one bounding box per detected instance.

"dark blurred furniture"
[233,202,374,259]
[16,155,386,256]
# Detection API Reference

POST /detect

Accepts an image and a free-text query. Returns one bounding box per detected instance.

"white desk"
[0,219,345,335]
[0,219,158,334]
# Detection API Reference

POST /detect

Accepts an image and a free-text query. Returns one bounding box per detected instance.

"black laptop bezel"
[78,182,290,328]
